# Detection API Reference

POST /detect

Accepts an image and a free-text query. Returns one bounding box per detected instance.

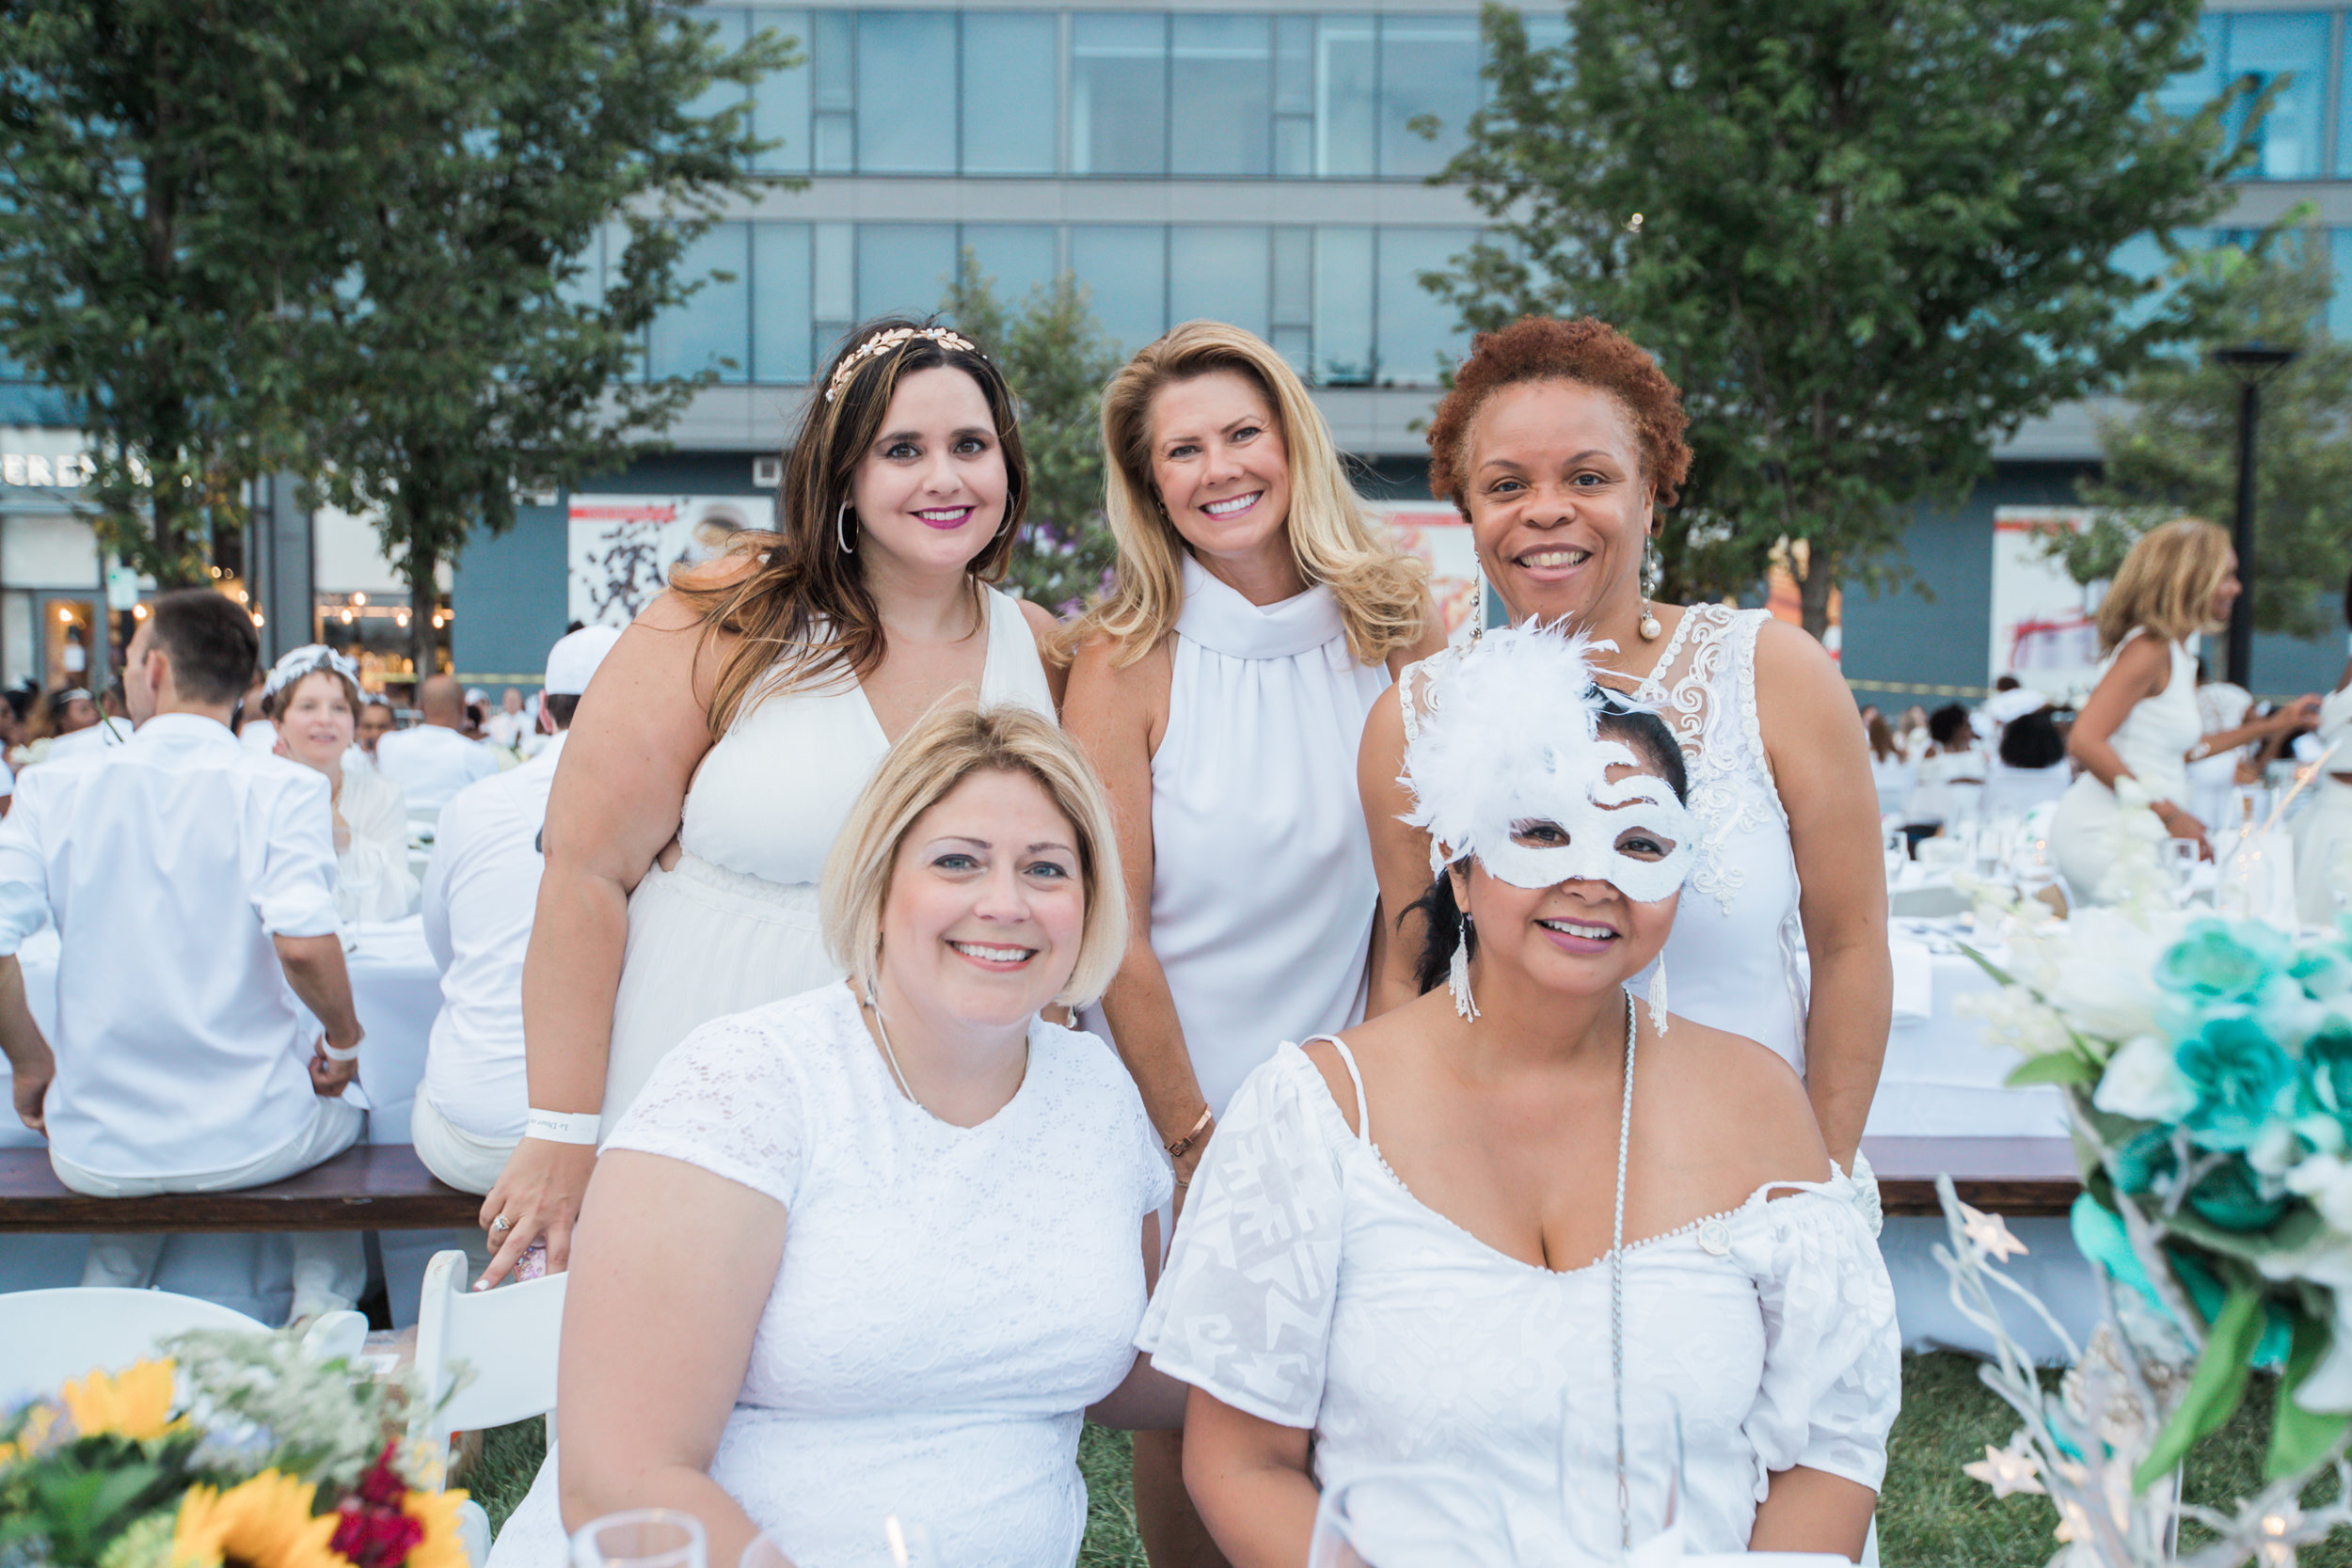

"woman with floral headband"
[262,643,417,922]
[475,319,1062,1290]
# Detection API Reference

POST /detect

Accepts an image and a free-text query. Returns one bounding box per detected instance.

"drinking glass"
[878,1517,944,1568]
[1306,1467,1517,1568]
[1558,1381,1686,1560]
[572,1511,706,1568]
[2010,832,2058,902]
[1882,824,1908,888]
[2163,838,2202,909]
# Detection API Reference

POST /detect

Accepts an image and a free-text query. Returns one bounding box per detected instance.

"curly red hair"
[1426,316,1692,513]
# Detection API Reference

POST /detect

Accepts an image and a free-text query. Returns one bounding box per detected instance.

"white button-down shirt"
[0,714,342,1180]
[420,732,564,1140]
[374,723,498,814]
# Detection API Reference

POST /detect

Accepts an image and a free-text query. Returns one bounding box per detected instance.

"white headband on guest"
[262,643,360,703]
[1399,623,1696,905]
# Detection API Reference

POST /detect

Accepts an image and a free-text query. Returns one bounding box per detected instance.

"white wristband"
[526,1109,602,1146]
[318,1038,361,1064]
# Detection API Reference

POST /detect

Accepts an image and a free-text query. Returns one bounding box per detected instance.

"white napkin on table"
[1890,939,1934,1022]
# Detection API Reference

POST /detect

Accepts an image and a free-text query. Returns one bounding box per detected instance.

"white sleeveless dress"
[1399,605,1807,1070]
[2051,631,2200,907]
[1084,556,1393,1117]
[2294,684,2352,924]
[599,587,1056,1124]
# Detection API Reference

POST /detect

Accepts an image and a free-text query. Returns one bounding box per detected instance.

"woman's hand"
[2154,801,2214,861]
[477,1137,598,1290]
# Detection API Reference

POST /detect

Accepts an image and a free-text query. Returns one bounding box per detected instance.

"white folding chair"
[409,1250,568,1567]
[0,1289,373,1406]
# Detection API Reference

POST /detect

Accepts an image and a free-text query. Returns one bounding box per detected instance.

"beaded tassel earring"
[1449,914,1481,1021]
[1647,958,1669,1035]
[1638,534,1662,641]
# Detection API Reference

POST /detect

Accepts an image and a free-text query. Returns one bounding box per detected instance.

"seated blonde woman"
[1142,626,1899,1566]
[487,705,1182,1568]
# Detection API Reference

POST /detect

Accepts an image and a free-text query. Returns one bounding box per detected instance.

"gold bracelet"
[1165,1104,1214,1161]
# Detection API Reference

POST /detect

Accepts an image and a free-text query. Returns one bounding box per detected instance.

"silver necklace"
[1609,986,1638,1554]
[863,996,917,1104]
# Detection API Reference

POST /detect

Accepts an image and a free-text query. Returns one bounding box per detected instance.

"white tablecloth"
[0,918,452,1322]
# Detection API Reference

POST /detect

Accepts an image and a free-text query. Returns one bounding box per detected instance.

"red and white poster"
[566,495,769,627]
[1991,507,2104,700]
[1364,504,1484,645]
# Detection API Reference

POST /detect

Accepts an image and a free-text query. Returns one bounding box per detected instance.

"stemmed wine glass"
[1306,1466,1518,1568]
[2162,837,2202,910]
[572,1511,707,1568]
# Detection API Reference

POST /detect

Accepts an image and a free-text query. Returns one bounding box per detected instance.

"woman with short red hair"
[1359,315,1891,1187]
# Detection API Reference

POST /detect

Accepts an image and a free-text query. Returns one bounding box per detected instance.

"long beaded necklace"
[1608,986,1638,1555]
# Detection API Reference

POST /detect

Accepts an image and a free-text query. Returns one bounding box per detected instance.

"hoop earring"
[1638,534,1662,641]
[836,500,855,554]
[1449,913,1481,1022]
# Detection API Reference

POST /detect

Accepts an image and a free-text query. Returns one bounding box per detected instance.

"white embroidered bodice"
[486,985,1171,1568]
[1399,605,1808,1070]
[1136,1045,1901,1565]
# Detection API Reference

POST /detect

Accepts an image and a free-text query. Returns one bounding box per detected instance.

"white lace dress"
[1403,605,1808,1070]
[1136,1044,1900,1565]
[488,986,1171,1568]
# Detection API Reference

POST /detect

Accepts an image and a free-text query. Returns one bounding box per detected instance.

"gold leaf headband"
[822,325,980,404]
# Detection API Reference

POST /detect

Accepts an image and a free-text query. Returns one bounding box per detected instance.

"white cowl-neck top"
[1087,555,1392,1117]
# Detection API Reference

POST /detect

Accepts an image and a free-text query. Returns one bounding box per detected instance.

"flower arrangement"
[1950,897,2352,1563]
[0,1328,466,1568]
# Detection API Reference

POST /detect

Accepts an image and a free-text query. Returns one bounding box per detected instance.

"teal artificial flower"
[2292,942,2352,1002]
[2176,1010,2297,1151]
[2159,919,2289,1005]
[2185,1155,2288,1231]
[2113,1125,2177,1197]
[2301,1030,2352,1133]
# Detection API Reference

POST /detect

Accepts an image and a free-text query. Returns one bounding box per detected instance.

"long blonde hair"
[673,319,1026,739]
[821,703,1128,1010]
[1062,321,1426,668]
[2096,516,2233,655]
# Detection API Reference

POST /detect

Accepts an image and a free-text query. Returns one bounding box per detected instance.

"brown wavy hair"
[1425,316,1692,513]
[674,318,1028,739]
[1061,321,1426,669]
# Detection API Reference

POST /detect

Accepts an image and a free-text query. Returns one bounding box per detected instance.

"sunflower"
[395,1487,469,1568]
[171,1471,347,1568]
[61,1359,184,1442]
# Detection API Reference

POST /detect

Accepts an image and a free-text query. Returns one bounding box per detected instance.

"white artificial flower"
[2259,1238,2352,1412]
[2250,1119,2305,1179]
[1956,988,2075,1057]
[2094,1035,2198,1123]
[2286,1154,2352,1233]
[2039,907,2182,1045]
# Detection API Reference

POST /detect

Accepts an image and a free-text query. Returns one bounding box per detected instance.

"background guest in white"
[375,673,498,813]
[35,687,128,764]
[1982,699,2073,818]
[485,688,529,750]
[355,696,395,766]
[14,686,103,767]
[263,644,418,922]
[414,626,619,1197]
[0,589,369,1324]
[1865,712,1915,821]
[1904,704,1985,834]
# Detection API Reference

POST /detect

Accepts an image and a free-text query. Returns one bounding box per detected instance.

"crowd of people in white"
[0,307,2347,1568]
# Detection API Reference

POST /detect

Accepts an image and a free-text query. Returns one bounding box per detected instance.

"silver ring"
[489,1215,513,1234]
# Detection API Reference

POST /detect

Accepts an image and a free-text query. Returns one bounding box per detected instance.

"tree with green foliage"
[305,0,792,673]
[2045,231,2352,641]
[0,2,444,584]
[943,254,1124,614]
[1431,0,2261,637]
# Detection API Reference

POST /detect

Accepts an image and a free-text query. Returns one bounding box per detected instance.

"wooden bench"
[0,1145,481,1233]
[1861,1134,2083,1218]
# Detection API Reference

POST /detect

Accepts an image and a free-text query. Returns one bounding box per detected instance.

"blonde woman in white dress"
[262,645,417,923]
[2294,574,2352,922]
[476,320,1063,1290]
[2052,518,2316,904]
[1060,322,1439,1568]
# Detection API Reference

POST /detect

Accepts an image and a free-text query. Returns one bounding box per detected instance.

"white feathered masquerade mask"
[1399,625,1696,905]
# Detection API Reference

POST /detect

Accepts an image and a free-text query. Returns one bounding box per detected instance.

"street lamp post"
[2208,343,2296,689]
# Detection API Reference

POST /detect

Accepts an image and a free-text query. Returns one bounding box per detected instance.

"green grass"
[465,1355,2352,1564]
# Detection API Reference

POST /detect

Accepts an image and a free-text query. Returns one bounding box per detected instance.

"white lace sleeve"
[1135,1053,1346,1428]
[602,1010,809,1210]
[1736,1189,1901,1494]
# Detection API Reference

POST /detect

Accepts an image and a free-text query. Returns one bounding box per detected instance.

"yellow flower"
[61,1359,183,1442]
[400,1487,471,1568]
[0,1401,60,1466]
[170,1471,346,1568]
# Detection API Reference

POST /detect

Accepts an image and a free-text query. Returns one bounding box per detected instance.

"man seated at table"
[413,626,618,1199]
[374,673,497,814]
[0,589,369,1324]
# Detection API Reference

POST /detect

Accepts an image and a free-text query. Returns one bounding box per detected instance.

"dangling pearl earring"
[1638,533,1662,641]
[837,500,856,554]
[1449,914,1481,1022]
[1647,957,1669,1036]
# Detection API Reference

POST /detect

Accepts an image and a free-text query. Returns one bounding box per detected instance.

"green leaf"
[2007,1051,2099,1087]
[2266,1308,2352,1480]
[2136,1285,2265,1492]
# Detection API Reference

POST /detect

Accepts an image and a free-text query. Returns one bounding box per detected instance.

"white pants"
[409,1089,516,1197]
[52,1096,367,1324]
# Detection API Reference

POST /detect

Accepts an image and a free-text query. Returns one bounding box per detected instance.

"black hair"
[1997,706,2066,769]
[143,588,259,705]
[1409,694,1689,996]
[543,693,580,729]
[1927,702,1973,749]
[1994,674,2020,692]
[2343,566,2352,630]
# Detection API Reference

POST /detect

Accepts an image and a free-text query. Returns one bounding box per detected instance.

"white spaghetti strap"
[1305,1035,1371,1144]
